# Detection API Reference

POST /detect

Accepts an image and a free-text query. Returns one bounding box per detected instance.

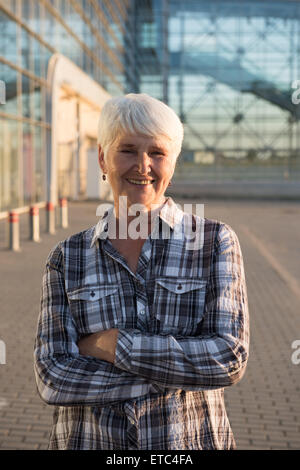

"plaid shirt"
[34,197,249,450]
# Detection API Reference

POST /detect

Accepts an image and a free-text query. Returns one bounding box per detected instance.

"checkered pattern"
[34,197,249,450]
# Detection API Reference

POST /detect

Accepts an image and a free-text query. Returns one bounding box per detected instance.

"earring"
[102,174,106,181]
[168,181,172,186]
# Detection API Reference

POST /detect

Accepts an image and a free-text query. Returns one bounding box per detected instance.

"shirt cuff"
[114,329,134,372]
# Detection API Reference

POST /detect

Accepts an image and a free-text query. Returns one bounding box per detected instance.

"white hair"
[97,93,184,160]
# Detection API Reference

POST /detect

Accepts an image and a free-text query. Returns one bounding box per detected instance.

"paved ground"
[0,197,299,450]
[170,179,300,200]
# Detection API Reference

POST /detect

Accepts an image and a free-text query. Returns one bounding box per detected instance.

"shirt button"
[90,291,96,297]
[139,310,145,316]
[177,284,182,291]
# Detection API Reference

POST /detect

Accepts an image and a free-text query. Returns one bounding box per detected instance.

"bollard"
[9,211,20,251]
[29,206,40,242]
[46,201,55,234]
[59,198,68,228]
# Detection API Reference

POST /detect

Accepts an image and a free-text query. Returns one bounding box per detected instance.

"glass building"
[1,0,300,212]
[0,0,146,211]
[165,0,300,182]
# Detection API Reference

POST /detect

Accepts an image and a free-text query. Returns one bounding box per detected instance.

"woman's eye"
[152,150,165,156]
[120,149,165,156]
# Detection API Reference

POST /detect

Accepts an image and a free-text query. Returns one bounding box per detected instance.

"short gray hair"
[97,93,184,160]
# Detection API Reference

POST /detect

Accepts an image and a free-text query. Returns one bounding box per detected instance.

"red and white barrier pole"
[46,202,55,234]
[9,211,20,251]
[59,198,68,228]
[29,206,40,242]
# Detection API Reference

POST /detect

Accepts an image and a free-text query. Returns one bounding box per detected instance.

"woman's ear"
[98,145,106,173]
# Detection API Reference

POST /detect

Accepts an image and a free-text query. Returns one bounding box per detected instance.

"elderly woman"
[34,94,249,450]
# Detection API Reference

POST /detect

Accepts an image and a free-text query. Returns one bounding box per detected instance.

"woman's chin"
[112,181,166,209]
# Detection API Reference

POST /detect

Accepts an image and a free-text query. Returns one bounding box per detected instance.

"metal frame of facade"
[164,0,300,170]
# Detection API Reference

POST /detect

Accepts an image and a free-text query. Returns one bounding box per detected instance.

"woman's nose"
[137,152,151,173]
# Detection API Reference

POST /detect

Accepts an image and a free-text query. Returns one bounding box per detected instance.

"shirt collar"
[90,197,184,248]
[159,197,184,230]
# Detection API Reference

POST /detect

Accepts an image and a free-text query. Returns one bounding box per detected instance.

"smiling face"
[98,134,176,212]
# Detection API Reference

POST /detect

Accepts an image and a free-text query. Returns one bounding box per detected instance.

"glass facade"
[135,0,169,101]
[0,0,141,211]
[165,0,300,179]
[1,0,300,211]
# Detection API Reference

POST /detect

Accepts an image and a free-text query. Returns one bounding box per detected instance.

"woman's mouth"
[126,178,155,185]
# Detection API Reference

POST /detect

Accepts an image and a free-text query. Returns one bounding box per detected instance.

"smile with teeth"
[127,178,155,185]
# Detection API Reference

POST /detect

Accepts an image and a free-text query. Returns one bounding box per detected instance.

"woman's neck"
[112,198,167,240]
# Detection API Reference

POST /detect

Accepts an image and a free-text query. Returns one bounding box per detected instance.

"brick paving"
[0,198,299,450]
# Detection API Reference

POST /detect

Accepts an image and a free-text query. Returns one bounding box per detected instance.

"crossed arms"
[34,224,249,406]
[77,328,118,364]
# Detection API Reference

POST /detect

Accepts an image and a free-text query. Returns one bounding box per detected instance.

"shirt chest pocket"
[152,278,207,336]
[67,284,121,334]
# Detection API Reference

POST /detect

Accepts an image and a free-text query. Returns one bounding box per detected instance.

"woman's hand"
[77,329,119,363]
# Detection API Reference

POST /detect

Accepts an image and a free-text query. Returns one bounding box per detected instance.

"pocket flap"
[156,278,206,294]
[67,284,119,301]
